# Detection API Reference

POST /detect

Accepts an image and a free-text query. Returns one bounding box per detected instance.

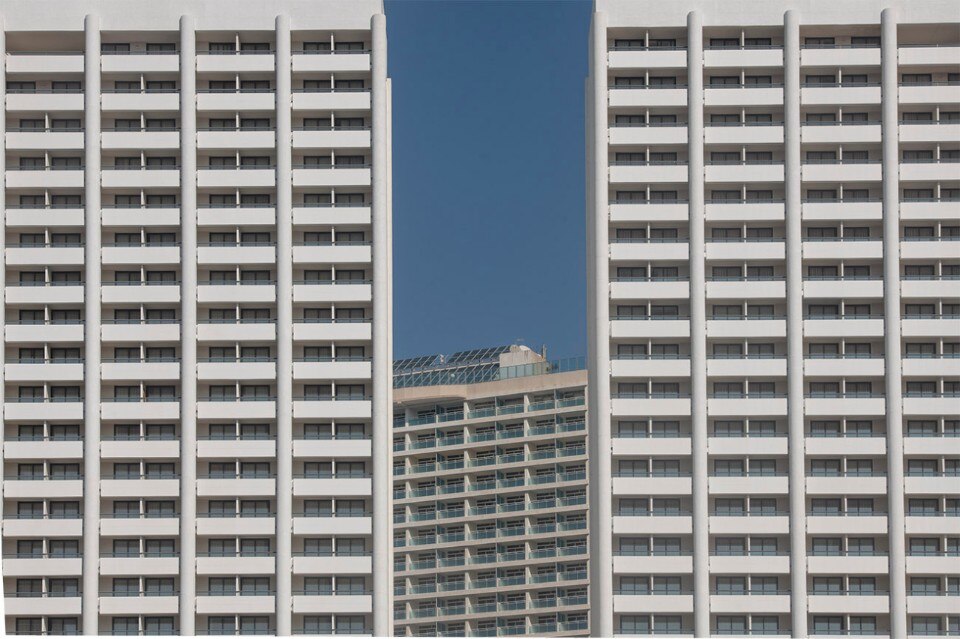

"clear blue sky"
[384,0,592,360]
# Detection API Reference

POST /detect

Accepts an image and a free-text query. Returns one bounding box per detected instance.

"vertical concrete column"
[686,11,710,639]
[586,10,613,638]
[782,11,809,637]
[370,13,393,636]
[82,15,102,636]
[274,14,293,636]
[178,15,198,636]
[880,9,907,639]
[0,17,6,518]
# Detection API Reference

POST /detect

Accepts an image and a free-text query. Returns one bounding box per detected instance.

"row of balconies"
[392,471,586,502]
[4,245,372,266]
[395,520,587,549]
[2,204,372,228]
[608,83,959,108]
[608,161,957,184]
[608,356,959,377]
[393,495,587,526]
[610,316,955,340]
[4,49,371,74]
[608,238,958,261]
[394,398,585,430]
[394,570,588,599]
[610,395,956,417]
[4,321,372,345]
[608,121,960,146]
[395,545,588,574]
[1,398,372,421]
[609,198,957,223]
[392,419,586,453]
[4,130,373,154]
[606,44,959,69]
[608,277,960,300]
[4,90,371,114]
[1,281,374,305]
[4,360,372,382]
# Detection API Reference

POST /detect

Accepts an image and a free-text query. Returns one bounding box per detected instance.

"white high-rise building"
[1,0,393,635]
[586,1,959,638]
[392,346,589,637]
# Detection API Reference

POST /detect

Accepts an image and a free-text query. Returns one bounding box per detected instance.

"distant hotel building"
[587,1,959,637]
[1,0,392,635]
[392,345,590,637]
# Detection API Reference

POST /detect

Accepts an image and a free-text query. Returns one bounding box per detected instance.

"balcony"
[5,167,84,189]
[804,356,884,377]
[705,162,784,183]
[4,360,83,382]
[197,243,276,265]
[100,475,180,498]
[99,592,179,616]
[613,592,694,614]
[292,554,372,575]
[197,437,276,459]
[610,239,688,262]
[196,553,275,576]
[103,206,180,227]
[291,593,373,614]
[196,514,276,537]
[806,473,887,495]
[704,45,784,67]
[803,276,883,299]
[293,476,372,497]
[6,52,84,74]
[194,206,272,228]
[801,121,881,144]
[6,206,83,227]
[291,50,371,73]
[292,397,372,420]
[704,200,784,222]
[902,276,960,299]
[101,52,180,73]
[102,243,180,265]
[611,316,690,339]
[899,81,960,105]
[807,553,888,575]
[801,83,881,105]
[6,321,84,343]
[614,553,694,575]
[197,476,276,497]
[612,474,691,496]
[710,513,789,535]
[4,437,84,460]
[293,319,373,342]
[5,128,84,151]
[198,49,275,71]
[101,282,180,304]
[293,436,372,459]
[292,242,372,265]
[610,200,689,222]
[710,474,789,495]
[710,592,791,614]
[291,88,371,111]
[293,203,371,227]
[706,356,785,377]
[4,397,83,421]
[801,161,882,183]
[706,277,785,300]
[2,555,83,577]
[197,167,276,188]
[292,281,372,303]
[101,320,180,343]
[899,121,960,144]
[609,123,687,146]
[292,126,371,149]
[801,45,880,66]
[197,128,275,150]
[705,122,784,145]
[3,475,83,499]
[198,319,276,342]
[101,437,180,459]
[803,238,882,260]
[704,85,783,107]
[196,90,275,111]
[6,244,84,266]
[900,158,959,182]
[101,167,180,189]
[197,398,277,420]
[611,356,691,378]
[708,435,787,456]
[611,395,691,417]
[5,593,82,616]
[609,85,687,108]
[101,90,179,112]
[197,359,276,381]
[101,398,180,421]
[900,197,958,220]
[804,315,884,338]
[3,515,82,538]
[100,554,179,576]
[197,282,276,304]
[607,46,687,69]
[102,128,179,150]
[706,317,786,338]
[808,592,889,615]
[804,394,886,416]
[806,514,887,535]
[610,278,690,300]
[293,358,372,380]
[100,359,181,381]
[610,162,687,184]
[291,166,372,187]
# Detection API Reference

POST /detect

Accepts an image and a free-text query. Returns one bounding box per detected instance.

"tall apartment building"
[392,345,590,637]
[586,1,959,637]
[1,0,392,635]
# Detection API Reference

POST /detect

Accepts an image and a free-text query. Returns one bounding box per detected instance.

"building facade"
[1,0,393,635]
[586,1,959,637]
[392,346,590,637]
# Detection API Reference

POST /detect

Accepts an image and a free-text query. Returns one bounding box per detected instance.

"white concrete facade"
[587,2,959,638]
[1,1,393,635]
